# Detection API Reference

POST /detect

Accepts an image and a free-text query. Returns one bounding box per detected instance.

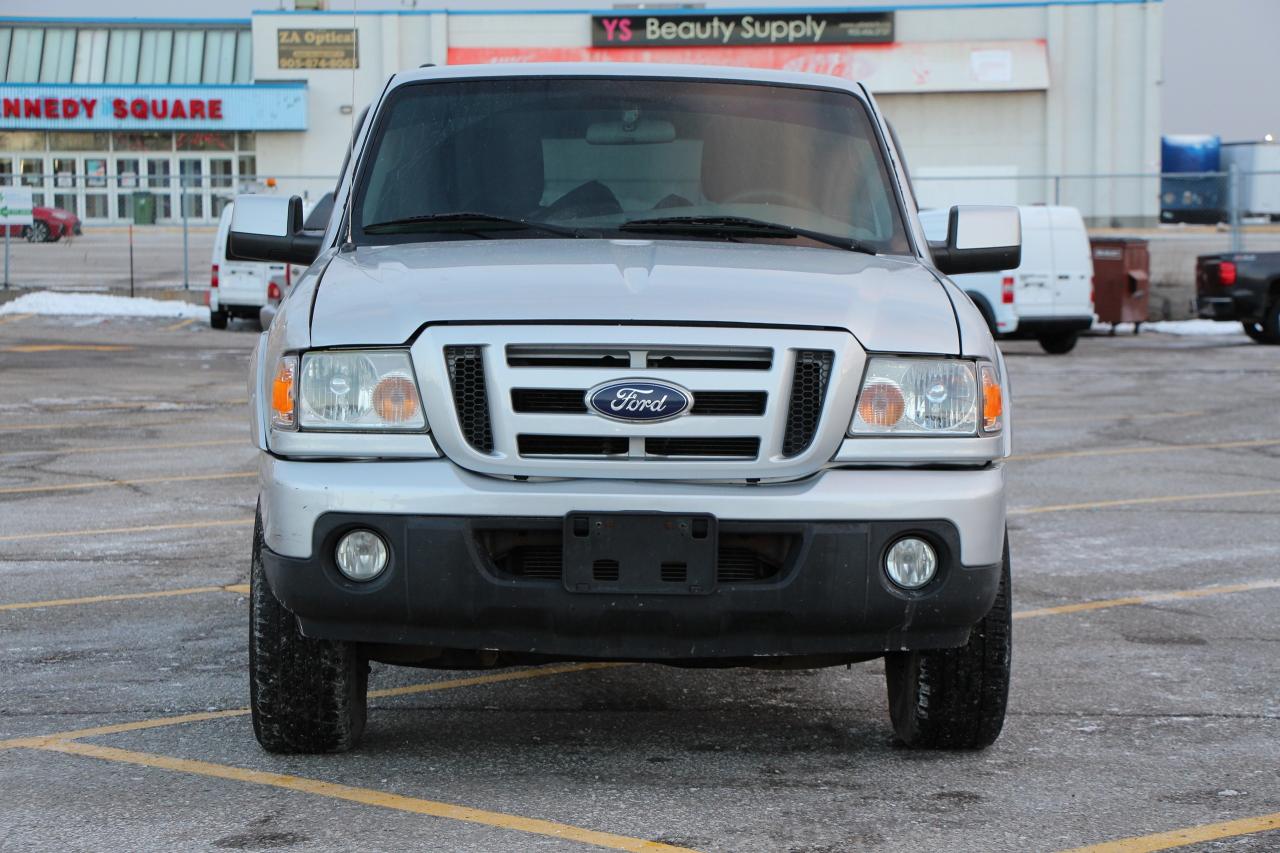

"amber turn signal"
[271,355,298,429]
[980,364,1002,433]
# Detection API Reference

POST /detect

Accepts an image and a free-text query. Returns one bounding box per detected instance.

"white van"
[921,206,1095,354]
[210,202,290,329]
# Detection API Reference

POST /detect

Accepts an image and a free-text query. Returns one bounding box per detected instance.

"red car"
[4,206,82,243]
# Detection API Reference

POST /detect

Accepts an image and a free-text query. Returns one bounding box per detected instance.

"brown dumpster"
[1090,237,1150,333]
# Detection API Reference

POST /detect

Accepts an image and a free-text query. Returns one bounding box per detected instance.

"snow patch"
[1101,319,1248,337]
[0,291,209,319]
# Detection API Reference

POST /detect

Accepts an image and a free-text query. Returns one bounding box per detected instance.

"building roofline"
[0,16,250,26]
[250,0,1159,15]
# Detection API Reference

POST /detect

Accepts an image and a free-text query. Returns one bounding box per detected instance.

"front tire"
[1038,331,1079,354]
[250,511,368,754]
[884,539,1011,750]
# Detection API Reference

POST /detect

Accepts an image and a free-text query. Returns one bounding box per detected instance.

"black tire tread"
[1038,332,1078,354]
[885,540,1011,750]
[250,512,367,753]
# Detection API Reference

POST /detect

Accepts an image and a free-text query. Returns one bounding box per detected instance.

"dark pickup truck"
[1197,252,1280,343]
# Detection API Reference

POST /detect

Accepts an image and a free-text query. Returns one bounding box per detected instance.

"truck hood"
[309,239,958,353]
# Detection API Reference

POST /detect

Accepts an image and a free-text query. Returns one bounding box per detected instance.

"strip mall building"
[0,1,1161,225]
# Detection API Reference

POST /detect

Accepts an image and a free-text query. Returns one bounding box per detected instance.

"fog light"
[335,529,388,581]
[884,537,937,589]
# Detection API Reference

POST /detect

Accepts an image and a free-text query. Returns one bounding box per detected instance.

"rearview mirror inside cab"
[228,194,323,267]
[929,205,1021,276]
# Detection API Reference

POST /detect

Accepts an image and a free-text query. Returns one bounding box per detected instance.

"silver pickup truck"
[231,63,1021,755]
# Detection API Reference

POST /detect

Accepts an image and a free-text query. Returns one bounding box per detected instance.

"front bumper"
[1012,315,1094,336]
[258,458,1006,659]
[262,513,1002,659]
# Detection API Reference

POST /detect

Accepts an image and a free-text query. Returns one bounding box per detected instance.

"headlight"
[275,350,426,431]
[850,358,984,436]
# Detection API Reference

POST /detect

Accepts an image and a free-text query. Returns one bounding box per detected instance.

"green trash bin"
[131,191,156,225]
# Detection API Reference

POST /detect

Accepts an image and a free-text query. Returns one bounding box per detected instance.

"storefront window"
[236,132,256,151]
[112,132,172,152]
[85,158,108,188]
[84,194,109,219]
[176,132,234,152]
[49,132,110,152]
[0,132,46,151]
[0,159,11,186]
[19,158,44,187]
[238,155,257,184]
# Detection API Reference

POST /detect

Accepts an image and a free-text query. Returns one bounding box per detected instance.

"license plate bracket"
[562,512,717,595]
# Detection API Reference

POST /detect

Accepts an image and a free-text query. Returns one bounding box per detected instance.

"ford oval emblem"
[586,380,692,422]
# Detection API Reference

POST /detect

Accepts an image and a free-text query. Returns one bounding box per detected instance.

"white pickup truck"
[230,63,1020,755]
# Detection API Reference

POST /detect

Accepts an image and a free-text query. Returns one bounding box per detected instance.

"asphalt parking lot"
[0,314,1277,852]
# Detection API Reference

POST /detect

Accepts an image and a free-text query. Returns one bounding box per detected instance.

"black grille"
[512,389,765,417]
[507,347,630,368]
[593,559,620,581]
[645,437,759,458]
[690,391,767,416]
[512,389,586,413]
[518,435,629,456]
[444,346,494,453]
[781,350,834,457]
[646,348,772,370]
[494,545,562,580]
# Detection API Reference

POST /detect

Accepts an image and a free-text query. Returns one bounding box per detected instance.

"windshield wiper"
[363,212,585,238]
[618,215,875,254]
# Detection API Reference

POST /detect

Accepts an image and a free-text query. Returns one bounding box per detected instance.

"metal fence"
[3,169,1278,315]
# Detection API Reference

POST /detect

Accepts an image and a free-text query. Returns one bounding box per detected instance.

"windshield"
[352,77,911,254]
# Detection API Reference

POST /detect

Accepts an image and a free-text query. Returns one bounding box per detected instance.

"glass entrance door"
[179,158,203,219]
[51,157,78,214]
[115,158,140,219]
[146,159,172,220]
[210,157,234,218]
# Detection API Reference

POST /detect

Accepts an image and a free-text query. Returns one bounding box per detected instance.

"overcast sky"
[4,0,1275,140]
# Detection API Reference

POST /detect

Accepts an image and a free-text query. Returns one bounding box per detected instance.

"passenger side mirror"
[928,205,1021,276]
[228,194,323,267]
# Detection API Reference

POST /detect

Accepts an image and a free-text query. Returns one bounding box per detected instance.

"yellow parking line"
[0,663,626,749]
[1009,488,1280,516]
[1011,437,1280,462]
[1014,579,1280,620]
[3,710,252,749]
[163,317,197,332]
[1058,811,1280,853]
[0,517,254,543]
[0,438,246,460]
[0,584,248,612]
[0,470,254,496]
[0,312,34,325]
[369,662,627,699]
[31,740,696,852]
[0,344,134,353]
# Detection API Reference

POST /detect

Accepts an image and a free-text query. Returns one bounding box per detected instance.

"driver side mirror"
[228,194,323,267]
[928,205,1021,275]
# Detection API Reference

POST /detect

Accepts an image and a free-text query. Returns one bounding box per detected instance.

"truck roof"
[391,61,869,98]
